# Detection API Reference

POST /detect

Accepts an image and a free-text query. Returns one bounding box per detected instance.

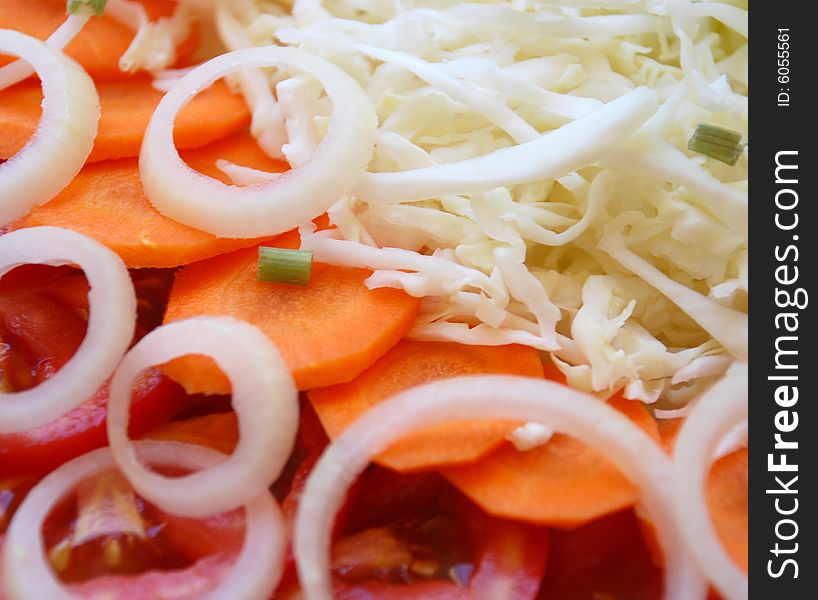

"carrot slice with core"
[161,237,421,392]
[0,77,249,161]
[0,0,198,81]
[13,132,287,268]
[441,396,662,529]
[309,340,545,472]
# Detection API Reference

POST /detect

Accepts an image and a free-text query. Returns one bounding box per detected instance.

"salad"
[0,0,748,599]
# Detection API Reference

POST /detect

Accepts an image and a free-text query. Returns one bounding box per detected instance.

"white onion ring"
[0,227,135,434]
[107,317,298,518]
[0,15,90,90]
[1,441,285,600]
[294,375,706,600]
[139,46,376,238]
[0,30,99,224]
[673,363,748,600]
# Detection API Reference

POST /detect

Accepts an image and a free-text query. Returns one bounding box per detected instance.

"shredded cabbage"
[228,0,748,409]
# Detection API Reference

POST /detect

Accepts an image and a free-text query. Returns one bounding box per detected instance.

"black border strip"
[750,3,815,596]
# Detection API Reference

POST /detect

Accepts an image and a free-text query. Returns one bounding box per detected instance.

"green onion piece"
[66,0,108,16]
[687,123,746,166]
[257,247,313,285]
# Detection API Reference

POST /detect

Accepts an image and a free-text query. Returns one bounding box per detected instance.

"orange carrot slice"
[650,419,748,575]
[0,76,250,161]
[161,240,421,393]
[14,131,286,268]
[145,412,239,455]
[441,396,662,529]
[0,0,198,81]
[707,448,748,572]
[308,340,545,472]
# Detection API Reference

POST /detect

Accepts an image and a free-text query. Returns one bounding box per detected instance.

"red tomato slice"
[277,465,549,599]
[537,508,663,600]
[0,370,191,477]
[0,265,190,477]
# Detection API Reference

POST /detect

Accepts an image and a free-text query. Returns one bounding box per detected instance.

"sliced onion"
[0,30,100,224]
[294,375,706,600]
[139,46,376,238]
[0,227,135,434]
[0,14,90,90]
[106,317,298,518]
[1,441,285,600]
[352,87,656,204]
[673,363,748,600]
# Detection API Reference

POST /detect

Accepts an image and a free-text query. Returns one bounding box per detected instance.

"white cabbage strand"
[215,1,288,159]
[353,87,658,204]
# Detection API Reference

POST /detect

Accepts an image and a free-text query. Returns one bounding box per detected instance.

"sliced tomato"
[277,466,549,599]
[0,370,191,477]
[0,265,190,476]
[537,508,663,600]
[29,470,246,599]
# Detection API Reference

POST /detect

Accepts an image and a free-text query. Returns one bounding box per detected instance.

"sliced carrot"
[650,419,747,574]
[0,76,250,161]
[441,395,662,529]
[13,131,286,268]
[161,242,421,393]
[708,448,749,572]
[145,412,239,455]
[308,340,544,472]
[0,0,198,81]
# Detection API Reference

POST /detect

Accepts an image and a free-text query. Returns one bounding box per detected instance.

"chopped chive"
[257,247,313,285]
[687,123,746,166]
[67,0,108,16]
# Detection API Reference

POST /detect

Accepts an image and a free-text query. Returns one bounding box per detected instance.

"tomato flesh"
[277,465,549,599]
[537,508,663,600]
[0,265,191,476]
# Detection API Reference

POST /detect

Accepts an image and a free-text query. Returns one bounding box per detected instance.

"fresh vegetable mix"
[0,0,748,598]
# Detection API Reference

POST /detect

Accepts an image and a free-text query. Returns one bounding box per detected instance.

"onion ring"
[673,363,748,600]
[294,375,706,600]
[139,46,376,238]
[107,317,298,517]
[0,15,90,90]
[0,30,99,224]
[1,441,285,600]
[0,227,135,434]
